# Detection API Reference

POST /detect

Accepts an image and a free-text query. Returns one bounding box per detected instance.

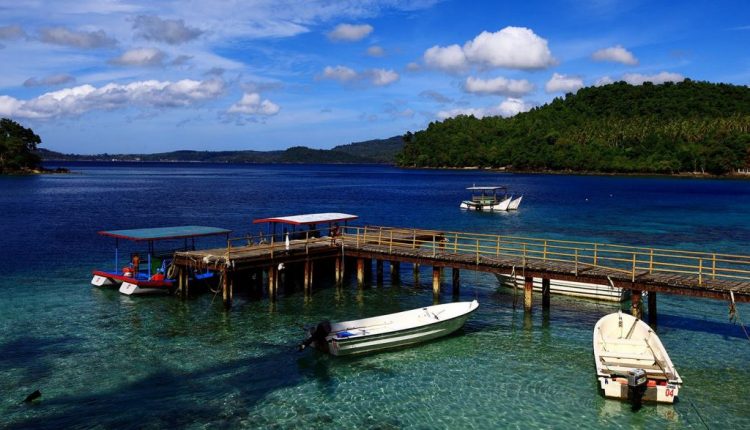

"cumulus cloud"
[0,25,25,40]
[621,71,684,85]
[23,74,76,87]
[423,44,467,72]
[367,68,399,86]
[367,45,385,57]
[110,48,166,66]
[38,27,116,48]
[133,15,203,45]
[327,23,373,41]
[0,78,225,119]
[424,26,555,72]
[464,76,534,97]
[320,65,358,82]
[592,45,638,65]
[545,73,584,93]
[437,97,533,120]
[319,66,399,86]
[227,92,279,116]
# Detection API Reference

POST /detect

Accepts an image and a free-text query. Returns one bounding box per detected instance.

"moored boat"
[594,311,682,404]
[300,300,479,356]
[460,186,516,212]
[495,274,629,302]
[91,225,231,295]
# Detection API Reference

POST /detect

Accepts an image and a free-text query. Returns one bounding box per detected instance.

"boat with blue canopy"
[91,225,231,295]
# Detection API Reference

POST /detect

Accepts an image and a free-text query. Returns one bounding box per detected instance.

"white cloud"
[319,66,399,86]
[406,62,421,71]
[595,76,614,86]
[622,71,684,85]
[367,68,399,86]
[320,65,358,82]
[367,45,385,57]
[328,23,373,41]
[0,78,225,119]
[425,26,555,72]
[110,48,166,66]
[437,97,532,120]
[0,25,25,40]
[133,15,204,45]
[227,92,279,116]
[38,27,117,48]
[423,44,467,72]
[464,76,534,97]
[592,45,638,65]
[545,73,584,93]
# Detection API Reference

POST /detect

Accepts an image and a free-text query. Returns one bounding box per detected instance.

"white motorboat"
[495,274,629,302]
[460,186,515,211]
[300,300,479,356]
[508,195,523,210]
[594,312,682,404]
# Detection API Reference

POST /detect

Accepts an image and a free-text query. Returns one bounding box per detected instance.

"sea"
[1,162,749,429]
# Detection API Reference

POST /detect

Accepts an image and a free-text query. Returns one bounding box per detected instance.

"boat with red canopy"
[91,225,231,295]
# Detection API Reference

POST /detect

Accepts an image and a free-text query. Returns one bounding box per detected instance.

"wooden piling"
[542,278,551,309]
[177,267,185,297]
[222,269,232,309]
[376,260,384,285]
[268,265,277,300]
[304,260,311,293]
[357,258,365,287]
[432,266,442,296]
[631,290,643,319]
[390,261,400,284]
[452,268,460,295]
[648,291,657,325]
[414,263,420,285]
[524,276,533,312]
[335,258,342,284]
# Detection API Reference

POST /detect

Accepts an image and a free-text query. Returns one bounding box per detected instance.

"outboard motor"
[627,368,648,409]
[298,320,332,352]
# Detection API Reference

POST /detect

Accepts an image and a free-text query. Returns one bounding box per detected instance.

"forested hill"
[396,80,750,174]
[39,136,404,164]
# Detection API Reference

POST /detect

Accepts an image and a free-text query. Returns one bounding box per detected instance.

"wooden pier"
[172,225,750,316]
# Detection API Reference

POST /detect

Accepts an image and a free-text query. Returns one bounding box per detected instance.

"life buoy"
[122,266,134,277]
[151,273,165,281]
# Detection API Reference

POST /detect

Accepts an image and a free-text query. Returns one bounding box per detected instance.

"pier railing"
[339,225,750,285]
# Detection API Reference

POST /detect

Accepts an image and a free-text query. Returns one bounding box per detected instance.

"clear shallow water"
[1,163,749,429]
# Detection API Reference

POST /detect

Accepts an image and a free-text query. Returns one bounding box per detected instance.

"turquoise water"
[1,163,749,428]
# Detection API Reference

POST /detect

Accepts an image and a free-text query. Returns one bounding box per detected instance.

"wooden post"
[524,276,533,312]
[376,259,384,285]
[542,278,550,309]
[390,261,400,284]
[631,290,643,319]
[304,259,311,293]
[357,258,365,287]
[268,265,277,300]
[648,291,657,326]
[413,263,420,285]
[432,266,442,296]
[452,268,460,295]
[222,269,232,309]
[335,257,342,284]
[177,267,184,297]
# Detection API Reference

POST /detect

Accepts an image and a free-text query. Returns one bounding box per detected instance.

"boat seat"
[600,351,654,362]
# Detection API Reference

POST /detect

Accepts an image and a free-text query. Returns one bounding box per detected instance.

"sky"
[0,0,748,154]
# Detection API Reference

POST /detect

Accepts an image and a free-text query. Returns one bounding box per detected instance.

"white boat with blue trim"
[460,186,521,212]
[300,300,479,356]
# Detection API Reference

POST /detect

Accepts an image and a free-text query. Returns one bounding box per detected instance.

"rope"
[728,291,750,342]
[688,398,710,430]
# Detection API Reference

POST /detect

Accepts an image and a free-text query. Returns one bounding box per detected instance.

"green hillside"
[397,80,750,174]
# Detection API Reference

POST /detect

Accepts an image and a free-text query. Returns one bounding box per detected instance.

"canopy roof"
[467,186,506,191]
[98,225,231,241]
[253,212,358,226]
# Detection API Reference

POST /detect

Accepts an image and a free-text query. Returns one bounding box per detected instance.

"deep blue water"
[1,162,749,428]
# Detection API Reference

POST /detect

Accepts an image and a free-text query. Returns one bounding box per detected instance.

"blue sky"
[0,0,748,154]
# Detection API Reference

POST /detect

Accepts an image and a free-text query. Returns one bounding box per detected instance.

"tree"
[0,118,42,173]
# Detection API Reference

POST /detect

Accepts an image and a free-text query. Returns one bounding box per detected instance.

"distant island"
[397,80,750,175]
[38,136,405,165]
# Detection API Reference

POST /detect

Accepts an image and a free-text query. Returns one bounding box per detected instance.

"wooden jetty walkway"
[172,225,750,317]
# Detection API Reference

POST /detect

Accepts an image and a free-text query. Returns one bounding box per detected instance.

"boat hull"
[91,271,174,295]
[496,274,628,302]
[460,198,512,212]
[311,301,479,356]
[593,312,682,404]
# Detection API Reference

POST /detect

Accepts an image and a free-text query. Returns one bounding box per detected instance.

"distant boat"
[300,300,479,356]
[91,226,231,295]
[495,274,629,302]
[459,186,521,211]
[594,312,682,404]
